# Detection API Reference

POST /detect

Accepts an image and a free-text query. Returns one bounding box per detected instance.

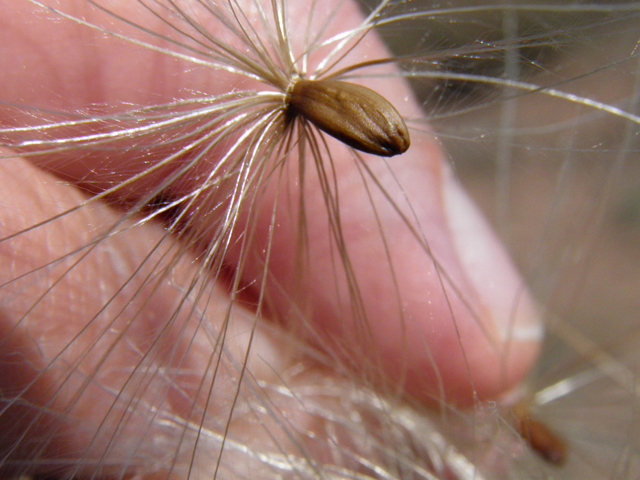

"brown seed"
[287,79,410,157]
[512,405,567,465]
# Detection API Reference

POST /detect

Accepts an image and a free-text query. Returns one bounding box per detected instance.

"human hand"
[0,0,542,478]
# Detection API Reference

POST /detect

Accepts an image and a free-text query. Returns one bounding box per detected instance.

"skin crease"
[0,0,543,477]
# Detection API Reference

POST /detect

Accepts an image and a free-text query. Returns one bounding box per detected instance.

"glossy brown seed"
[512,405,567,465]
[287,79,410,157]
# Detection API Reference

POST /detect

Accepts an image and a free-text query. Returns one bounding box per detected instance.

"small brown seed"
[512,404,567,465]
[287,79,410,157]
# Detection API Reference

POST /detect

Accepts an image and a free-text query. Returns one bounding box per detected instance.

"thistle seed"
[288,79,410,157]
[513,405,567,465]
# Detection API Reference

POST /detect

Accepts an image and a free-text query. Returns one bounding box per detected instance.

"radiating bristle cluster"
[2,1,640,480]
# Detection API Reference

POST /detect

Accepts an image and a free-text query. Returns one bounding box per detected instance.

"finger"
[0,154,324,478]
[0,0,543,405]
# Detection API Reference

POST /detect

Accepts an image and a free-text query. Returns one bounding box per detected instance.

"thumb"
[0,0,542,406]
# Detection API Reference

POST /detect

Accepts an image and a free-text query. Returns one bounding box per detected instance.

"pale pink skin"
[0,0,542,477]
